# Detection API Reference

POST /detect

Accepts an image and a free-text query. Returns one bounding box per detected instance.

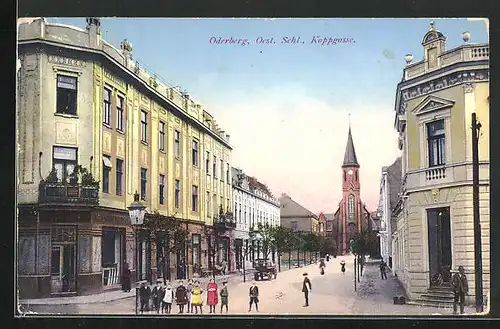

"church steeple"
[342,126,360,168]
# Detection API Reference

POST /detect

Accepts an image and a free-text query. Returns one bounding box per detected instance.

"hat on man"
[303,272,308,276]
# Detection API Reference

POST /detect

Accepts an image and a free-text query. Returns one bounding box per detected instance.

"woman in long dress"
[190,281,203,314]
[207,278,219,314]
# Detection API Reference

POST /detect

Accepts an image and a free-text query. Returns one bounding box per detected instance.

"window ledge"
[55,113,79,119]
[103,123,112,129]
[116,129,125,135]
[141,141,149,146]
[159,149,166,154]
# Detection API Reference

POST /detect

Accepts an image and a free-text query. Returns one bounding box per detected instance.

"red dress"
[207,282,219,306]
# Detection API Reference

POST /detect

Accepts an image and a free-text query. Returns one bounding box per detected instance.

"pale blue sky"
[48,18,488,213]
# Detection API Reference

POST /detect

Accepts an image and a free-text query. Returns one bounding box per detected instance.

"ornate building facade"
[232,167,280,268]
[392,22,489,305]
[17,18,233,298]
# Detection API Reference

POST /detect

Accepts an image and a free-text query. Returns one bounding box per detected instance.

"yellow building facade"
[17,17,232,298]
[392,23,489,306]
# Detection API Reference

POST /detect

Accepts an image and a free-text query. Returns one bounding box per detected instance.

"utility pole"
[471,112,483,313]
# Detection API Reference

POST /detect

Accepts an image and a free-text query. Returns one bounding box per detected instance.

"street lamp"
[350,238,357,292]
[127,191,146,315]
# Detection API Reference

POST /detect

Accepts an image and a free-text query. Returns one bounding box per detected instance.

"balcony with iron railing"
[39,182,100,205]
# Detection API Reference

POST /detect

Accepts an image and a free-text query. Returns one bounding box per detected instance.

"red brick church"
[321,124,378,255]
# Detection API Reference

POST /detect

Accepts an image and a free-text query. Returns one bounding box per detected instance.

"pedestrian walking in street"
[326,254,330,262]
[220,281,229,314]
[302,272,312,307]
[207,278,219,314]
[380,260,388,280]
[452,266,469,315]
[319,258,326,275]
[248,281,259,312]
[121,262,131,292]
[191,280,203,314]
[162,282,174,314]
[152,279,163,313]
[175,280,188,314]
[139,282,151,314]
[186,279,193,313]
[340,260,346,275]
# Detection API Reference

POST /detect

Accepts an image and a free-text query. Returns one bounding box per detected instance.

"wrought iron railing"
[39,182,99,204]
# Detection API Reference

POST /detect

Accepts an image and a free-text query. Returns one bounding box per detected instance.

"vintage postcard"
[16,17,490,316]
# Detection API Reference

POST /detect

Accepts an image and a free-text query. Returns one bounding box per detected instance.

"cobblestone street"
[20,256,478,316]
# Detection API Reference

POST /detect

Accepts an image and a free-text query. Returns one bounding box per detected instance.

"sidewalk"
[19,271,244,306]
[351,260,477,315]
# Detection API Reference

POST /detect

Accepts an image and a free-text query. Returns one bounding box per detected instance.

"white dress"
[163,288,173,303]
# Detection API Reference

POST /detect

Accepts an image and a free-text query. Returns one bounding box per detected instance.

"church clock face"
[348,170,353,175]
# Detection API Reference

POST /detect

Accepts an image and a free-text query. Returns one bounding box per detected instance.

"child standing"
[191,281,203,314]
[220,281,229,314]
[162,282,174,314]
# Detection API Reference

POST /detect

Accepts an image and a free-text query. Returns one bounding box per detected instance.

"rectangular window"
[206,151,210,174]
[53,146,78,183]
[206,192,211,217]
[174,130,180,158]
[213,155,217,178]
[192,140,199,167]
[192,185,198,212]
[175,180,180,208]
[159,121,165,151]
[427,120,445,167]
[56,75,77,115]
[226,163,230,183]
[140,168,147,201]
[213,194,217,217]
[220,196,224,212]
[102,155,111,193]
[103,88,111,125]
[116,95,124,131]
[220,159,224,182]
[116,159,123,195]
[291,221,298,232]
[159,174,165,205]
[141,111,148,143]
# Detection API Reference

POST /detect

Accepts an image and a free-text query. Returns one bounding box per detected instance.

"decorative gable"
[411,95,455,116]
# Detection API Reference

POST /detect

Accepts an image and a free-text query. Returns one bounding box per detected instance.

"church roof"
[342,127,359,168]
[279,193,318,219]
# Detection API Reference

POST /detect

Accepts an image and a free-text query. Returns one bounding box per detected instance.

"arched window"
[348,194,355,221]
[355,171,358,181]
[344,170,347,181]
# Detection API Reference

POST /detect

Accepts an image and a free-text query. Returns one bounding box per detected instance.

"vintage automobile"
[253,258,277,281]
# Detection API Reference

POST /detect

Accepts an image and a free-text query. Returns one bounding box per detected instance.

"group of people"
[137,278,229,314]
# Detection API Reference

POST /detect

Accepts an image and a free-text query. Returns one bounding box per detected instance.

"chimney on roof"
[225,134,230,142]
[86,17,101,48]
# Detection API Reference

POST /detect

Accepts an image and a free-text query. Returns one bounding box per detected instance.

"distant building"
[279,194,319,234]
[377,157,402,269]
[232,167,280,266]
[332,123,376,255]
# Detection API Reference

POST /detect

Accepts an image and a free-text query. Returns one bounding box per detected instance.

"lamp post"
[471,112,484,312]
[127,191,146,315]
[350,238,356,292]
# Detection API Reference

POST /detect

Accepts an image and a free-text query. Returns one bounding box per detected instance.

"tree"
[269,226,295,272]
[251,222,276,260]
[350,229,378,275]
[142,211,187,283]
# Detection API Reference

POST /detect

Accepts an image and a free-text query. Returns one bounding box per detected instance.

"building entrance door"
[427,207,452,287]
[51,244,76,293]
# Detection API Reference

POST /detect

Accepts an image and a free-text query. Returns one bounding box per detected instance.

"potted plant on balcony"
[43,168,59,184]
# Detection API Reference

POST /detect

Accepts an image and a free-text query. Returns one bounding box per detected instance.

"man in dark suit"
[302,272,312,307]
[451,266,469,315]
